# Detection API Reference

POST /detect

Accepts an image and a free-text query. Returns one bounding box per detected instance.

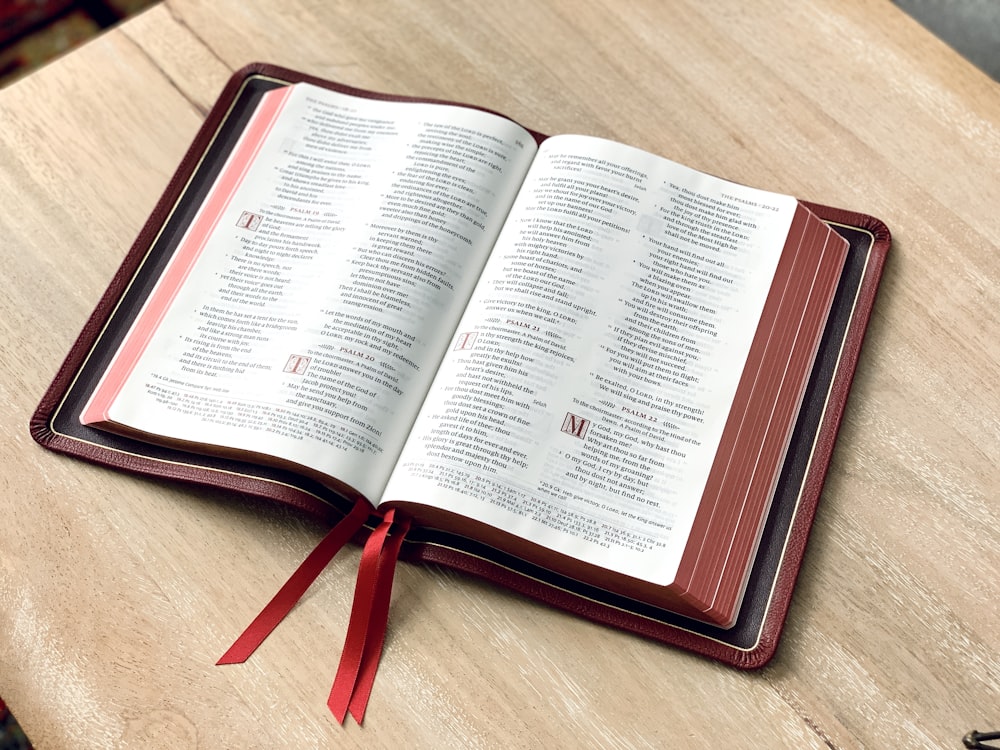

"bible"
[31,63,890,722]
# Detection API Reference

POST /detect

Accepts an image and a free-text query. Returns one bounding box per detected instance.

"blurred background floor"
[0,1,997,88]
[895,0,1000,81]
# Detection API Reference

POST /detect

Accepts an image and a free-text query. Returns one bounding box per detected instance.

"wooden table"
[1,1,998,747]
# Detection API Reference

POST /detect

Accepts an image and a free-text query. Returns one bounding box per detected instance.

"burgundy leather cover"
[30,63,891,669]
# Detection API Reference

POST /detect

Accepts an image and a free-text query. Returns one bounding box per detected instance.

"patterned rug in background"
[0,0,159,87]
[0,697,32,750]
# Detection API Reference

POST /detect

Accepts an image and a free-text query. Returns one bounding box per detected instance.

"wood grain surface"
[1,1,998,747]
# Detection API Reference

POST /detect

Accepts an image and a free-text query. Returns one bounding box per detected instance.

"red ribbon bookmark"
[217,501,371,665]
[328,508,410,724]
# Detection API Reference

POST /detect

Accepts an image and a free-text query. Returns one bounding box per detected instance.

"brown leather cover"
[30,63,891,669]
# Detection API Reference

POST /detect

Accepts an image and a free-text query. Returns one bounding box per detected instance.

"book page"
[81,83,537,501]
[381,134,798,586]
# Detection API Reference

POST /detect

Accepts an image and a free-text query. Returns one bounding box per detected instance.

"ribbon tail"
[217,501,370,665]
[348,514,410,723]
[328,509,409,724]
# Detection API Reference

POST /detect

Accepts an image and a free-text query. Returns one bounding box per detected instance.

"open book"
[32,64,890,721]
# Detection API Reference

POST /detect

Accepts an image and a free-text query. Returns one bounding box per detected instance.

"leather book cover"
[30,62,891,669]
